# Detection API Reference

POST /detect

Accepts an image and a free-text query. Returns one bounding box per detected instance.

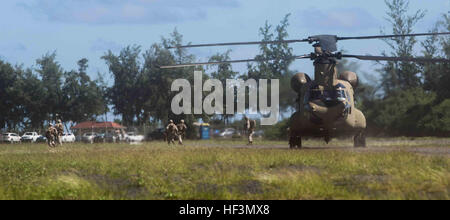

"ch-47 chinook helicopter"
[161,32,450,148]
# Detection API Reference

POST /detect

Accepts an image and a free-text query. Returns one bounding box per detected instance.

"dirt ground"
[200,138,450,156]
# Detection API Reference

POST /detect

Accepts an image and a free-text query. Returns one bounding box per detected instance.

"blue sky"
[0,0,448,86]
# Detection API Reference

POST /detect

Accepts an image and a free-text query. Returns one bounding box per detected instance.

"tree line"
[0,0,448,137]
[357,0,450,136]
[0,13,295,134]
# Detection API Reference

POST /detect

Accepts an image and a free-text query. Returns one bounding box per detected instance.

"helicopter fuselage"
[289,57,366,147]
[290,79,366,138]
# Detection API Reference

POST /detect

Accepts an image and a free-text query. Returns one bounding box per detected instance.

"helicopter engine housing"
[291,72,311,93]
[339,71,358,88]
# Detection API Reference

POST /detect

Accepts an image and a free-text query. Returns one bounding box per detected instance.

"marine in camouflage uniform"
[166,120,178,145]
[243,116,256,145]
[45,124,57,148]
[55,119,64,146]
[176,120,187,145]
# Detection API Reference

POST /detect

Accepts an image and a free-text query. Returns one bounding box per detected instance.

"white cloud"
[18,0,240,24]
[296,8,379,31]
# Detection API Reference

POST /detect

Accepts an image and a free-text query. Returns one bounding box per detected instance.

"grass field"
[0,138,448,200]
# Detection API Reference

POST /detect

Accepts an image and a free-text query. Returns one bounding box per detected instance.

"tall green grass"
[0,139,448,200]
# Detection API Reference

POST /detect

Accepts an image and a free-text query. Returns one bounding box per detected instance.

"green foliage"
[419,99,450,135]
[247,14,294,80]
[100,29,208,136]
[19,68,47,129]
[278,71,298,114]
[245,14,297,117]
[0,54,107,132]
[0,61,22,130]
[141,29,208,133]
[62,58,108,124]
[208,50,239,124]
[262,118,289,140]
[420,13,450,101]
[36,52,64,120]
[380,0,426,94]
[102,45,142,126]
[349,1,450,137]
[369,88,437,136]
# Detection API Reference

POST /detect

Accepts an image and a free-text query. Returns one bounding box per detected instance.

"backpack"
[177,124,186,133]
[249,120,256,129]
[45,128,53,139]
[56,124,63,133]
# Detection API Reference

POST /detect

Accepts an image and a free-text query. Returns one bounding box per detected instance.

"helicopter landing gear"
[289,136,302,149]
[354,131,366,148]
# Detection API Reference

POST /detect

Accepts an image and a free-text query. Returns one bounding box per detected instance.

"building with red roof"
[71,121,126,136]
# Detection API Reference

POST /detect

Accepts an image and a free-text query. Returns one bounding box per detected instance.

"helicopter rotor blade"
[159,58,263,69]
[342,54,450,63]
[166,39,309,49]
[167,32,450,49]
[337,32,450,41]
[159,55,311,69]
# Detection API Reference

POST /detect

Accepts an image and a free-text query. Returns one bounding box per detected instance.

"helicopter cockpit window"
[334,83,347,102]
[306,83,346,106]
[306,83,349,107]
[309,84,322,100]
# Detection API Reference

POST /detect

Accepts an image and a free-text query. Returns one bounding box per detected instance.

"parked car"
[36,135,47,143]
[81,132,97,144]
[61,133,76,143]
[75,135,82,142]
[2,133,21,143]
[126,132,145,143]
[214,128,239,139]
[231,130,242,139]
[147,128,166,141]
[253,130,264,138]
[93,133,106,143]
[21,132,40,143]
[105,133,119,143]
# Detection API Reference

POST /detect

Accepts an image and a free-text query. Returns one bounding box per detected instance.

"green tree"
[0,60,17,130]
[19,67,46,130]
[102,29,205,137]
[421,13,450,101]
[419,99,450,135]
[247,14,294,80]
[379,0,426,94]
[371,88,437,136]
[244,14,296,119]
[102,46,142,126]
[142,30,206,138]
[208,50,238,124]
[0,61,27,131]
[62,58,108,125]
[278,71,298,117]
[35,52,64,122]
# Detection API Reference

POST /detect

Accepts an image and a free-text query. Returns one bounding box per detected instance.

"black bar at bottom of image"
[144,200,309,219]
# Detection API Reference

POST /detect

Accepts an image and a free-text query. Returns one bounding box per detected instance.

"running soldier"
[243,116,256,145]
[177,120,187,145]
[55,119,64,146]
[45,124,57,148]
[166,120,178,145]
